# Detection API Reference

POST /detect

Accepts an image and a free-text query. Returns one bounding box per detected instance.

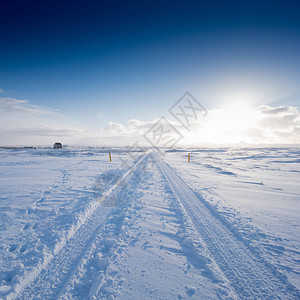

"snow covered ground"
[0,147,299,299]
[164,147,300,291]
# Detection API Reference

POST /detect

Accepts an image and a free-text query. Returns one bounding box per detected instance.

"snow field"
[0,147,299,299]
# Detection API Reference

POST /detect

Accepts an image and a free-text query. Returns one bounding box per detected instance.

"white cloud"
[0,97,299,146]
[0,97,85,145]
[253,105,300,143]
[99,119,176,137]
[258,105,291,115]
[0,97,58,115]
[97,104,300,146]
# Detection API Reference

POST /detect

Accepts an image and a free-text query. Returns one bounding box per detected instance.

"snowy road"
[158,154,299,299]
[10,154,148,299]
[1,148,299,299]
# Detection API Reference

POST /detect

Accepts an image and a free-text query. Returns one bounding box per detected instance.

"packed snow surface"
[0,147,299,299]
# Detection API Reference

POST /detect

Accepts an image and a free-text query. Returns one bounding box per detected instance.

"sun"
[185,100,261,145]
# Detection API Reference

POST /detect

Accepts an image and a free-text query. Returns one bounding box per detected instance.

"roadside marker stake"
[109,152,112,162]
[188,153,190,162]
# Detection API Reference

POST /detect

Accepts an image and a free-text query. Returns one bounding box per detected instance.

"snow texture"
[0,147,299,299]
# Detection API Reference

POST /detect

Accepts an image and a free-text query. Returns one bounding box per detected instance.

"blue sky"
[0,0,300,145]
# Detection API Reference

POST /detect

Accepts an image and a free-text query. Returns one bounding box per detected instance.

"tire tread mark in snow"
[9,154,148,300]
[158,154,299,299]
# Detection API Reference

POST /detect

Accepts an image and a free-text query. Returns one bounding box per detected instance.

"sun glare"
[187,100,261,145]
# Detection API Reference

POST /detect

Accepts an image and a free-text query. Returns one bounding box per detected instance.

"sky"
[0,0,300,146]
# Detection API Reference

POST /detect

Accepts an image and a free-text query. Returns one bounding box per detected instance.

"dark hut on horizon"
[53,142,63,149]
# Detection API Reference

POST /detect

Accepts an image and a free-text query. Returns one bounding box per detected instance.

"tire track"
[158,153,299,299]
[8,154,148,300]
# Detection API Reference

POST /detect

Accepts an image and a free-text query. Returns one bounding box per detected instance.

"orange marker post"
[188,153,190,162]
[109,152,112,162]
